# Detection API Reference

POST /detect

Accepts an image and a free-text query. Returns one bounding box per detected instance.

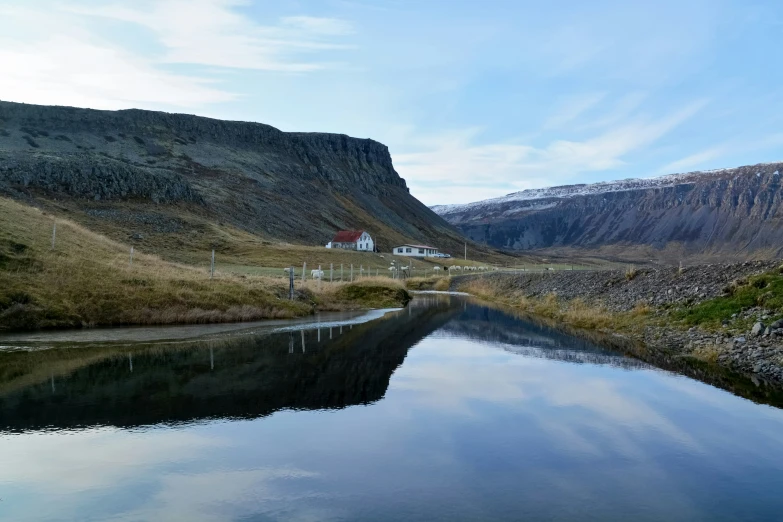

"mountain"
[432,163,783,262]
[0,100,467,255]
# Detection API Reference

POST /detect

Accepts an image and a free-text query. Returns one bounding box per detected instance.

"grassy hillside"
[0,100,516,262]
[26,194,539,277]
[0,197,410,331]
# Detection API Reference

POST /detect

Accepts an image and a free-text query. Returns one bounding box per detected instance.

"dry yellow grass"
[460,277,637,333]
[691,344,724,364]
[404,276,451,291]
[0,197,410,330]
[300,276,410,309]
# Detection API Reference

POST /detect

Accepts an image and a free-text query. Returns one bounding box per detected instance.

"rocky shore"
[454,260,783,386]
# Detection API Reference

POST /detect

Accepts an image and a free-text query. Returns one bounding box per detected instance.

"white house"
[393,244,439,257]
[328,230,374,251]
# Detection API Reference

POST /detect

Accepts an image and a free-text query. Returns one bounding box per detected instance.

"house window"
[406,248,412,253]
[419,249,424,254]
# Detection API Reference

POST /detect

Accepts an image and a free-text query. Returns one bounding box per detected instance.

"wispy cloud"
[543,93,606,130]
[656,148,723,175]
[0,0,351,110]
[78,0,353,71]
[396,100,709,205]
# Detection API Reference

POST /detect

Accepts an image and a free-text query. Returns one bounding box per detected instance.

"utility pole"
[464,242,467,261]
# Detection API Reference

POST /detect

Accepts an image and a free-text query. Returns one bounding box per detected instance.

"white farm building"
[326,230,374,251]
[393,244,439,257]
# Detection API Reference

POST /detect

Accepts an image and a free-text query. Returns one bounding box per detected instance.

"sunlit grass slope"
[0,197,409,330]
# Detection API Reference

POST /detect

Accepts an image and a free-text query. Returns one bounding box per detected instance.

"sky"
[0,0,782,205]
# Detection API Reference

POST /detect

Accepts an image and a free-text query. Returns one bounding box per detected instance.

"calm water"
[1,295,783,521]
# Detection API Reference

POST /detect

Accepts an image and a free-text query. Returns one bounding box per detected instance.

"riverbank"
[453,261,783,385]
[0,198,410,331]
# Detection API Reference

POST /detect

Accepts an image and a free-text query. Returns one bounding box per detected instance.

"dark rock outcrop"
[433,164,783,261]
[0,100,461,252]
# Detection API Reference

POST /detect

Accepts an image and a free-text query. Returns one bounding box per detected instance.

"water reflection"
[0,297,459,432]
[0,295,782,521]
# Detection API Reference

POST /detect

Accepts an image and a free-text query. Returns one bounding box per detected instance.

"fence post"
[289,266,294,300]
[210,250,215,279]
[350,264,353,282]
[51,221,57,250]
[360,264,363,279]
[130,246,134,266]
[330,263,333,283]
[302,262,306,282]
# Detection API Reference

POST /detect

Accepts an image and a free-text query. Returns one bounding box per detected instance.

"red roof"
[332,230,365,243]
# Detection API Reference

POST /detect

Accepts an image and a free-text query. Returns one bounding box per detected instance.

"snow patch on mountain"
[431,163,780,216]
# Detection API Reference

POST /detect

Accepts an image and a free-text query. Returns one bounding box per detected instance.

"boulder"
[751,322,765,337]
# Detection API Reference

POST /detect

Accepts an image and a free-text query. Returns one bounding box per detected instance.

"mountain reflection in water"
[2,295,783,522]
[0,296,460,432]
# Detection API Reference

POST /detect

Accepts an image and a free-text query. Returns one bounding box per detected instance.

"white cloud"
[656,148,723,175]
[78,0,353,71]
[0,1,351,110]
[396,100,708,205]
[281,16,353,36]
[543,93,606,130]
[0,34,235,110]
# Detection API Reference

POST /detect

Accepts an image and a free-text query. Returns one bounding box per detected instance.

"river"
[0,294,782,521]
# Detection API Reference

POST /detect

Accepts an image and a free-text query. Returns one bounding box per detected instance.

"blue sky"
[1,0,781,205]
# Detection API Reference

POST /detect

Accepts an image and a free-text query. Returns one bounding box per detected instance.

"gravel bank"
[454,261,783,385]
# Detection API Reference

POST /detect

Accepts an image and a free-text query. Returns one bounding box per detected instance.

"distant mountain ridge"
[432,163,783,261]
[0,100,465,254]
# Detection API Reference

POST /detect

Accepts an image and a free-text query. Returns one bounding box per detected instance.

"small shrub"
[625,265,638,281]
[133,136,146,145]
[632,302,651,316]
[22,135,39,148]
[534,293,560,317]
[335,281,411,308]
[433,277,450,291]
[691,344,723,364]
[104,135,116,143]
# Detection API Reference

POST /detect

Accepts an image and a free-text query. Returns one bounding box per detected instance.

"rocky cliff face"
[433,163,783,261]
[0,100,460,251]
